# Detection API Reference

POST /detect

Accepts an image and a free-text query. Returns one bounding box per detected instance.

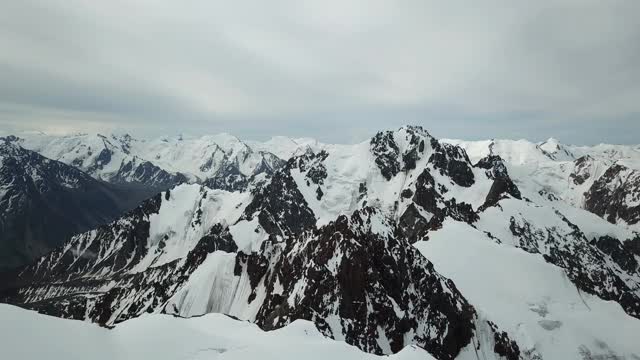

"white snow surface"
[444,137,640,215]
[133,184,250,271]
[16,131,640,224]
[164,251,262,320]
[0,304,434,360]
[18,132,300,182]
[415,220,640,359]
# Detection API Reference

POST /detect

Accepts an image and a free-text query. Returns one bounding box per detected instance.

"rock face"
[370,131,402,180]
[475,155,521,210]
[429,141,475,188]
[1,185,242,324]
[244,208,505,359]
[0,140,152,270]
[585,164,640,226]
[3,126,640,360]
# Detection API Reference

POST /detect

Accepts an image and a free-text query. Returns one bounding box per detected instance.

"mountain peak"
[539,137,561,151]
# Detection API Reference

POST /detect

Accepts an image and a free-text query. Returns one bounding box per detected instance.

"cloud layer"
[1,0,639,143]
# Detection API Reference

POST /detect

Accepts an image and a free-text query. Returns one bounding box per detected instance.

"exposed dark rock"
[116,159,187,189]
[487,321,520,360]
[592,236,639,274]
[476,155,521,210]
[0,141,157,270]
[569,156,593,185]
[241,168,316,237]
[1,218,238,324]
[86,148,112,173]
[370,131,401,181]
[397,204,431,243]
[429,142,475,187]
[585,164,640,226]
[508,211,640,319]
[204,162,248,191]
[402,148,419,171]
[412,169,442,214]
[250,208,483,358]
[358,182,368,201]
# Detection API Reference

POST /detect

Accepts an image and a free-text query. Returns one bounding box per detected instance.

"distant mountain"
[445,137,640,230]
[0,138,160,270]
[17,131,640,230]
[4,126,639,359]
[16,132,302,192]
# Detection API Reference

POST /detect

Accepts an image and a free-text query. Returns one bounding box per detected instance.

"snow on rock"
[165,207,519,359]
[585,163,640,228]
[16,132,287,191]
[135,184,249,270]
[445,137,640,228]
[476,198,640,318]
[0,139,143,269]
[17,133,187,188]
[4,126,640,360]
[415,219,640,359]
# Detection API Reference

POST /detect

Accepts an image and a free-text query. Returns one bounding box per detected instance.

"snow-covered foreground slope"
[0,304,433,360]
[416,220,640,359]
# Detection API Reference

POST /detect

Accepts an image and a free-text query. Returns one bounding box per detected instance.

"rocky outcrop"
[238,208,515,359]
[429,141,475,187]
[370,131,401,181]
[508,210,640,319]
[241,168,316,237]
[475,155,521,210]
[585,164,640,226]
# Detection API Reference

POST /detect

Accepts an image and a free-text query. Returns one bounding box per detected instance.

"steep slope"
[416,220,640,359]
[584,163,640,227]
[2,187,517,359]
[3,126,640,359]
[168,207,518,359]
[0,139,153,270]
[475,198,640,318]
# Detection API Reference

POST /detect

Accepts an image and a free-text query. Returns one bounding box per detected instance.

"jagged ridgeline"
[2,126,640,360]
[0,138,162,270]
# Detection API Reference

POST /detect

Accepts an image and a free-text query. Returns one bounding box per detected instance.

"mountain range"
[1,126,639,359]
[0,137,163,270]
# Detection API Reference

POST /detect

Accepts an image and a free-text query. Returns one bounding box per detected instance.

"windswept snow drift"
[0,304,433,360]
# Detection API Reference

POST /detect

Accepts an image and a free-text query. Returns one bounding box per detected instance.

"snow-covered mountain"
[16,130,640,230]
[15,132,302,191]
[445,137,640,230]
[0,137,157,270]
[2,126,640,359]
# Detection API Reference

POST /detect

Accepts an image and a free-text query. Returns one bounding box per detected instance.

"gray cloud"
[0,0,639,144]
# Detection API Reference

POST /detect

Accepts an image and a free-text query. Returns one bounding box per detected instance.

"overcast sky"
[1,0,639,144]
